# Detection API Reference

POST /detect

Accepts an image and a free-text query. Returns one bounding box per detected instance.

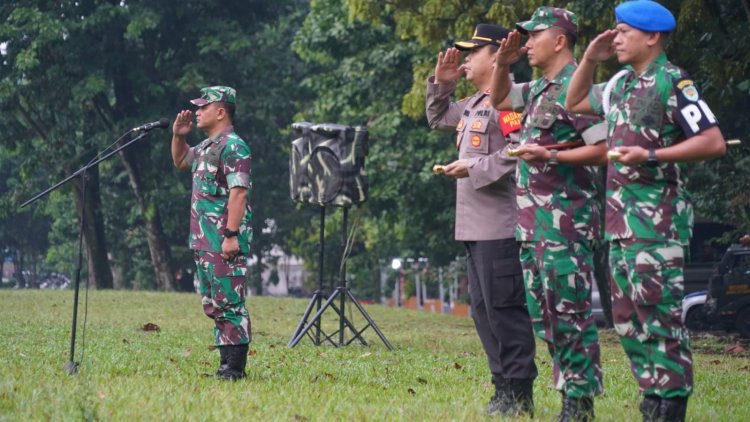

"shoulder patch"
[674,78,718,136]
[677,79,700,102]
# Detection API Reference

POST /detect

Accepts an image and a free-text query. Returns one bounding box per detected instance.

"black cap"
[454,24,511,51]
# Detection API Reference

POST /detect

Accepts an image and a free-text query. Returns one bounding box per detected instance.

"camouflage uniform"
[510,7,607,399]
[588,52,719,398]
[186,86,252,347]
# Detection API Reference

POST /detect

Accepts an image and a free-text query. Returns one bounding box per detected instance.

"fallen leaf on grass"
[324,372,336,381]
[122,339,129,344]
[710,360,722,365]
[360,352,372,358]
[141,323,160,332]
[168,357,177,363]
[417,378,427,385]
[182,349,192,357]
[317,352,328,357]
[207,345,217,351]
[248,349,257,356]
[292,415,308,421]
[724,342,747,354]
[459,351,471,357]
[407,388,416,395]
[200,360,211,367]
[454,362,462,370]
[98,391,106,400]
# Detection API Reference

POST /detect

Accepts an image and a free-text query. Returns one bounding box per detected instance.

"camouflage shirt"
[509,61,607,242]
[186,125,252,253]
[588,53,718,244]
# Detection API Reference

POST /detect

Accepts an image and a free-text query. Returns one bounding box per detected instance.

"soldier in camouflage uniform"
[565,1,726,420]
[490,7,608,421]
[425,24,538,418]
[171,86,253,381]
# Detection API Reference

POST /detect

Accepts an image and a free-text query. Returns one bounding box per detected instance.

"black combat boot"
[215,346,230,377]
[658,397,687,422]
[504,378,534,418]
[558,395,594,422]
[219,344,248,381]
[640,395,661,422]
[486,375,509,416]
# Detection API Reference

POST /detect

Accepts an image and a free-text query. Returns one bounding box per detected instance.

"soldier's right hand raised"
[434,48,465,84]
[173,110,194,136]
[582,29,618,64]
[495,30,527,66]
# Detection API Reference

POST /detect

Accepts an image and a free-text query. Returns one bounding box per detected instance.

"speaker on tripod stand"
[287,122,392,350]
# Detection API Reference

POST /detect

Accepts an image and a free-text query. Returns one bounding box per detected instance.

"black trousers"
[465,238,537,380]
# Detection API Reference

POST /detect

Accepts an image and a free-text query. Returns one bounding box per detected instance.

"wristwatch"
[548,149,559,166]
[222,228,240,238]
[646,148,658,167]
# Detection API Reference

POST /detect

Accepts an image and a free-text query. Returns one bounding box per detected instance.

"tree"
[0,1,313,290]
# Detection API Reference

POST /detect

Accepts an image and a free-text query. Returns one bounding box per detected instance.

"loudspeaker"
[289,122,368,207]
[289,122,313,203]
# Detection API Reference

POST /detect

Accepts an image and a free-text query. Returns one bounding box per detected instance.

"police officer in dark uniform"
[426,24,537,417]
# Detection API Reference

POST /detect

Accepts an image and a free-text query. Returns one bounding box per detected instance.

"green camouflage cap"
[516,7,578,35]
[190,86,236,106]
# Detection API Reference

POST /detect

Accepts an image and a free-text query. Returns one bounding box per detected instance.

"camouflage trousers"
[194,250,251,346]
[609,239,692,398]
[520,240,603,398]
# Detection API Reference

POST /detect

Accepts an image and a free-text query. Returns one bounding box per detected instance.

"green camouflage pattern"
[589,53,694,244]
[516,6,578,34]
[190,85,237,106]
[195,251,251,346]
[609,239,692,398]
[187,125,252,253]
[290,123,368,207]
[512,62,605,243]
[520,240,603,398]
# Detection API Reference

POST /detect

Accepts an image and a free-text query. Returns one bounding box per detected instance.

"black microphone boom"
[132,118,170,132]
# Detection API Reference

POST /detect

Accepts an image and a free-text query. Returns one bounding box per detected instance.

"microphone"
[132,118,170,132]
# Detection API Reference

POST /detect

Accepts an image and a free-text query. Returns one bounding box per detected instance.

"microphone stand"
[21,129,155,375]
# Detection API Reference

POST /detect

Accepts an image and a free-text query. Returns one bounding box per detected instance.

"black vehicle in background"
[703,242,750,338]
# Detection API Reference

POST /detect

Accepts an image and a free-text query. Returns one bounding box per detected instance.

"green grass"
[0,290,748,421]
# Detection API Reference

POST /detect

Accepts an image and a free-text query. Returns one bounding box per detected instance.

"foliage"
[0,0,313,289]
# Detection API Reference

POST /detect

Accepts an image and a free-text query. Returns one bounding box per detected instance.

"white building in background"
[248,245,308,296]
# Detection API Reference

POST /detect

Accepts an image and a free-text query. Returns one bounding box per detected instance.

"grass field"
[0,290,748,421]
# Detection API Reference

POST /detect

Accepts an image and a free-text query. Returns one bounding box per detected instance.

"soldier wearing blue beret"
[566,1,727,421]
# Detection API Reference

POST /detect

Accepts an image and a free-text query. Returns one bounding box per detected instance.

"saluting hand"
[495,30,527,66]
[583,29,618,63]
[435,48,465,84]
[173,110,194,136]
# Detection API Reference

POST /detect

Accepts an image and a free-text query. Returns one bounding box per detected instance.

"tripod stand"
[287,206,393,350]
[20,129,156,374]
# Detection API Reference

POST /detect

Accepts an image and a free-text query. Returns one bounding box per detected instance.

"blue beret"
[615,0,676,32]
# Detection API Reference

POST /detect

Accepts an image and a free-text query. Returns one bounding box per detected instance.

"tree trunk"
[106,25,175,291]
[72,166,114,289]
[117,147,176,291]
[13,249,26,288]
